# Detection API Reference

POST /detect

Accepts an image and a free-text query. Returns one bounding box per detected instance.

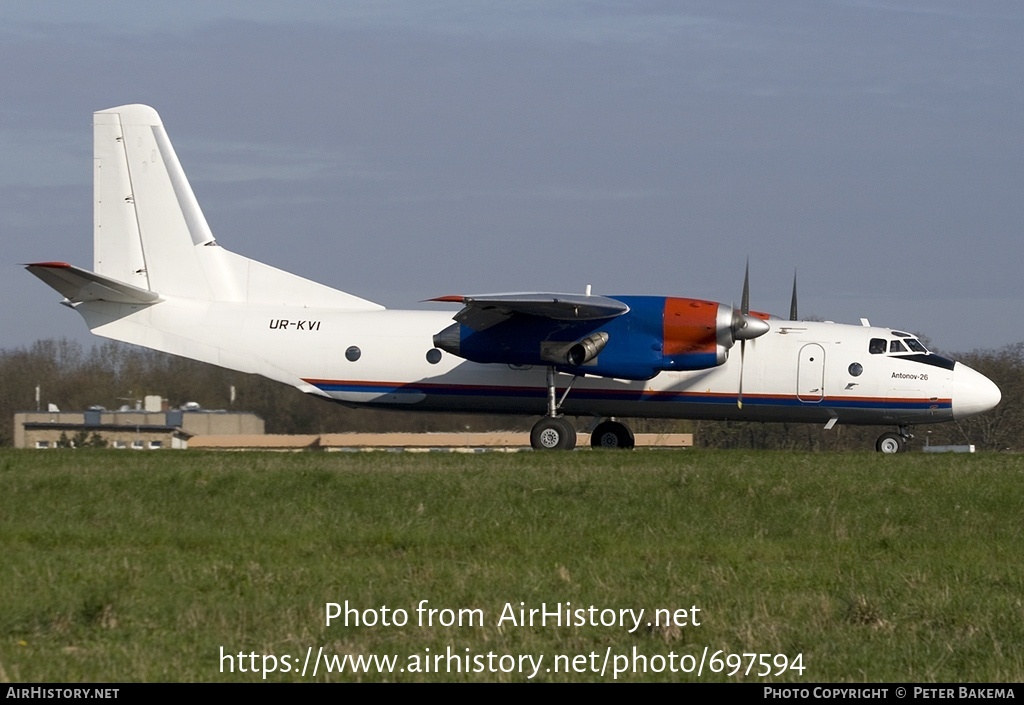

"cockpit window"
[870,335,931,356]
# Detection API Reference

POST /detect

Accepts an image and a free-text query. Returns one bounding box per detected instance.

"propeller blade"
[737,339,745,409]
[741,259,750,314]
[790,270,799,321]
[730,261,769,342]
[737,260,750,409]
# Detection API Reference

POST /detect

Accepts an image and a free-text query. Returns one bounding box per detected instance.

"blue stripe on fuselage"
[304,378,951,411]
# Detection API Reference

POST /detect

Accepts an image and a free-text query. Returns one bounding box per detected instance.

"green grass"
[1,449,1022,682]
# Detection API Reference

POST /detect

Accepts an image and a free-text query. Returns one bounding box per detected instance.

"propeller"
[730,264,770,343]
[737,262,751,409]
[790,270,799,321]
[732,261,770,409]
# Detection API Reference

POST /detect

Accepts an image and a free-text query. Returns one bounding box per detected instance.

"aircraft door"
[797,344,825,402]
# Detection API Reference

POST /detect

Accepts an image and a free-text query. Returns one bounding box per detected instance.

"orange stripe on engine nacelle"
[663,297,720,356]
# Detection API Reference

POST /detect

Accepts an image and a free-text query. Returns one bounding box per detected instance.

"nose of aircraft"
[951,362,1001,419]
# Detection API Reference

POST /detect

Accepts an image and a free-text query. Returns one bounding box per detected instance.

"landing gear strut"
[529,368,639,451]
[876,425,913,454]
[530,367,578,451]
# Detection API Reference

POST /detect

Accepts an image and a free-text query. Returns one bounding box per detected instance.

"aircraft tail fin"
[91,104,381,309]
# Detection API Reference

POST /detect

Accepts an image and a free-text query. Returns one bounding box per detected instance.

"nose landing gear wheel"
[530,417,578,451]
[590,420,635,449]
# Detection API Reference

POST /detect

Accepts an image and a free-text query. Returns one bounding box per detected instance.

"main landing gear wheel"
[530,417,578,451]
[876,432,905,454]
[590,420,635,449]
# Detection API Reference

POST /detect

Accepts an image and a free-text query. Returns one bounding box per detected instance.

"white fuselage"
[75,296,994,428]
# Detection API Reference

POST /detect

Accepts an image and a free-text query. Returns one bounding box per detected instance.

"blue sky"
[3,1,1023,353]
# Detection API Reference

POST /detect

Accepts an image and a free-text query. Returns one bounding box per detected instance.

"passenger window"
[869,338,886,354]
[889,340,907,353]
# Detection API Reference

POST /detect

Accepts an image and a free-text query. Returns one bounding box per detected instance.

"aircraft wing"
[430,293,630,330]
[26,262,162,305]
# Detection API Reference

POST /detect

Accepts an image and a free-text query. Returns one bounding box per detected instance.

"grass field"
[1,448,1022,682]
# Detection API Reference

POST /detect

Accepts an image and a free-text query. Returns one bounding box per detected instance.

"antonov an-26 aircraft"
[27,105,1001,452]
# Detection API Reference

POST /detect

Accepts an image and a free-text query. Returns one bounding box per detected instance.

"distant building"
[14,404,264,449]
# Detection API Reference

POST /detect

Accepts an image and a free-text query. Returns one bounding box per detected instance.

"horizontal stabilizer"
[26,262,162,305]
[431,292,629,330]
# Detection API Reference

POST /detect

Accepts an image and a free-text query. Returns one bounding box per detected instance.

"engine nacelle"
[660,297,769,370]
[661,297,728,369]
[432,295,769,380]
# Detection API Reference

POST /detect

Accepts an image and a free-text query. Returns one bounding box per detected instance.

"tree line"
[1,338,1020,450]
